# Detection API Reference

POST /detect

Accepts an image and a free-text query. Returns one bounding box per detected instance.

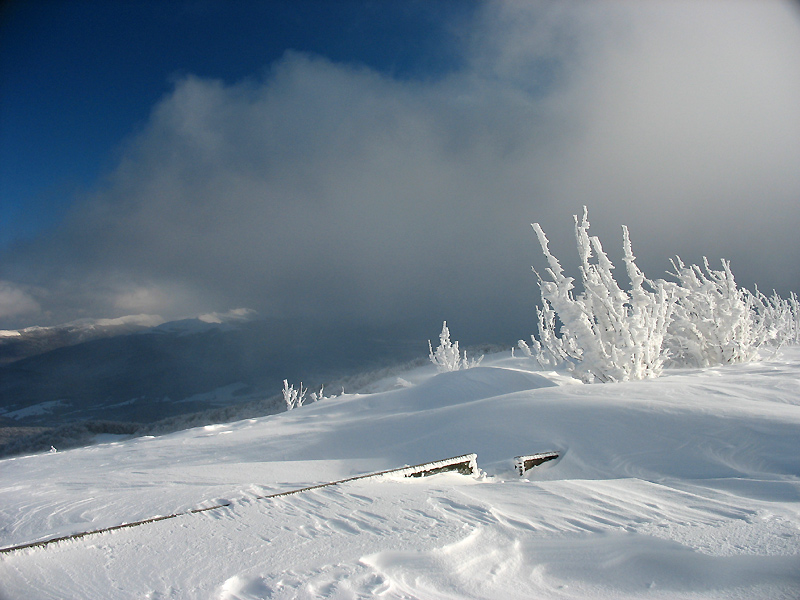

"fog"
[2,1,799,347]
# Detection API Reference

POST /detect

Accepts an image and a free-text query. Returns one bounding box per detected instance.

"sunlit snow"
[1,349,799,599]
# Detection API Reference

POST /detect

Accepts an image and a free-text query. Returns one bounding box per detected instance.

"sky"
[1,0,800,346]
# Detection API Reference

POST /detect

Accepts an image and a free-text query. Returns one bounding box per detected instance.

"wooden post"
[514,451,559,475]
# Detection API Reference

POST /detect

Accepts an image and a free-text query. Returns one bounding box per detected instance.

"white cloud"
[2,1,799,338]
[112,285,176,314]
[0,281,41,320]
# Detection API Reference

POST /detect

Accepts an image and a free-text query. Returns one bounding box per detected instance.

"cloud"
[2,1,799,342]
[553,1,800,234]
[0,281,41,320]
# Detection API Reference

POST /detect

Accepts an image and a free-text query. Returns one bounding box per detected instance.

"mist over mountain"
[0,314,167,365]
[0,311,445,457]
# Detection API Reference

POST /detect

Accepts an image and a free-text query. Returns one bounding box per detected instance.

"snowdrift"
[1,349,799,599]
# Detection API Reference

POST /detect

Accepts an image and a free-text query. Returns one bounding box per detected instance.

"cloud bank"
[3,1,800,345]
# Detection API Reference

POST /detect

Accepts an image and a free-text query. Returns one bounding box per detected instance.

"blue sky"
[1,0,474,248]
[1,1,800,341]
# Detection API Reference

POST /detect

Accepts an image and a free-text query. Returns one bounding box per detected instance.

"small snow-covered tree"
[428,321,483,373]
[282,379,307,411]
[748,288,800,349]
[309,384,325,403]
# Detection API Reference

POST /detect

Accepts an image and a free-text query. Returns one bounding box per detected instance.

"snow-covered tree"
[530,208,798,382]
[749,288,800,349]
[531,208,674,383]
[282,379,307,411]
[663,257,757,367]
[428,321,483,373]
[309,384,325,403]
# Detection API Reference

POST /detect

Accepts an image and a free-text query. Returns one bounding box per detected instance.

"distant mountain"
[0,314,167,365]
[0,311,425,450]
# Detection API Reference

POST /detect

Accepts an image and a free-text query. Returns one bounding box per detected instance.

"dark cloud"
[2,1,799,346]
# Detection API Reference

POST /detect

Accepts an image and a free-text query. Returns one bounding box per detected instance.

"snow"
[197,308,259,324]
[1,314,167,339]
[1,348,799,599]
[90,314,166,328]
[2,399,69,420]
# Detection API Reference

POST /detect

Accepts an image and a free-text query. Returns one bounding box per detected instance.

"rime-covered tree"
[530,208,673,382]
[428,321,483,373]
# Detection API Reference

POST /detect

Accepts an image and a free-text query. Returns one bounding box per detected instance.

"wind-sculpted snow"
[1,350,799,598]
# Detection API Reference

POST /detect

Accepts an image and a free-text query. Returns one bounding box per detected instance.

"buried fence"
[0,450,559,554]
[0,453,478,555]
[515,452,560,475]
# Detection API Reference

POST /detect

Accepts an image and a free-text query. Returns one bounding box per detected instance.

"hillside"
[1,347,798,598]
[0,314,428,456]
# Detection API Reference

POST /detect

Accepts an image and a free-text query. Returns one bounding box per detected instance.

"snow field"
[1,349,800,598]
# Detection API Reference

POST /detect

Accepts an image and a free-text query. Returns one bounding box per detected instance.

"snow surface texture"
[1,349,799,599]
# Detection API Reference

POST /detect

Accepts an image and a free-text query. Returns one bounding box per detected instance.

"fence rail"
[0,453,478,555]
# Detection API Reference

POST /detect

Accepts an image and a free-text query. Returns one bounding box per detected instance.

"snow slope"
[1,348,799,599]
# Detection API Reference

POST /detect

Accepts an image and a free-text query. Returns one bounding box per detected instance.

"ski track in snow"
[1,349,800,599]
